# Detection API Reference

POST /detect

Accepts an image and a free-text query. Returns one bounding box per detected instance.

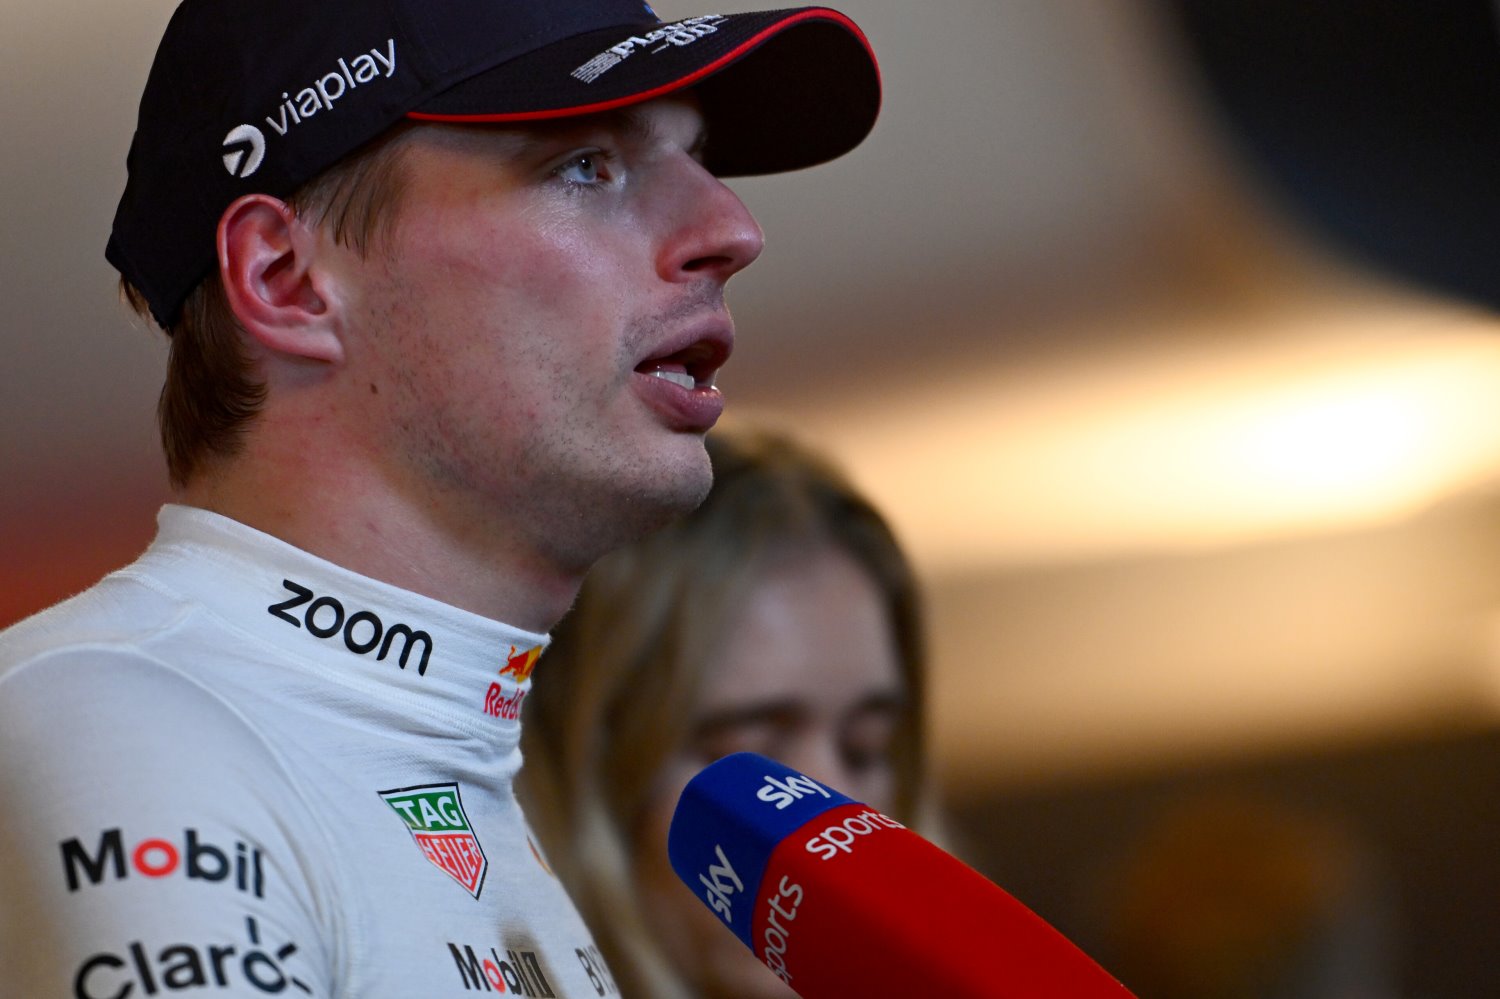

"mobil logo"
[380,782,488,899]
[60,827,266,897]
[447,941,559,996]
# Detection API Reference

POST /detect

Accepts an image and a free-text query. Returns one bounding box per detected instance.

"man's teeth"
[648,369,697,390]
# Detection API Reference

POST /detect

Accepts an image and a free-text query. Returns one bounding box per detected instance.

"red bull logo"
[483,683,525,720]
[483,645,542,720]
[497,645,541,683]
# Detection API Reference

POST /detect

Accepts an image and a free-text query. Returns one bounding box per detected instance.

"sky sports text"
[755,772,831,810]
[759,809,907,984]
[758,875,805,985]
[698,843,744,923]
[804,808,905,861]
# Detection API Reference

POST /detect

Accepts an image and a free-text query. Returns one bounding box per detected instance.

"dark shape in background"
[953,728,1500,999]
[1163,0,1500,311]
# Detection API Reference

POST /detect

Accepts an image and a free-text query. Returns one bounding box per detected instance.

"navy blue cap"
[107,1,881,327]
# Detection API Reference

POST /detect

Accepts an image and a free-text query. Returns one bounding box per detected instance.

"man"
[0,1,879,995]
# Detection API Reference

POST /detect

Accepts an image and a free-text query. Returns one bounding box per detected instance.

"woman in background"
[521,426,932,999]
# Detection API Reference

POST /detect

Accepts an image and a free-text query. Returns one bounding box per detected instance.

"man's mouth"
[632,331,733,432]
[636,340,728,391]
[644,366,710,391]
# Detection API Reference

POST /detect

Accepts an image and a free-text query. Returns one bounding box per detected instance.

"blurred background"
[6,1,1500,994]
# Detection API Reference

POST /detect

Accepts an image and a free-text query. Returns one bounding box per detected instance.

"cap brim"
[407,8,881,175]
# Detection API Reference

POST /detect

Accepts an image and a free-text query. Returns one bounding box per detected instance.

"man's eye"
[554,152,610,186]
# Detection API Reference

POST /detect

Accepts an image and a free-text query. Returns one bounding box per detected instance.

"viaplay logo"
[220,38,398,178]
[221,125,265,178]
[380,783,488,898]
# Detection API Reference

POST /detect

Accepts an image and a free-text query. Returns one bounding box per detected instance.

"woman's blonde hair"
[520,426,928,998]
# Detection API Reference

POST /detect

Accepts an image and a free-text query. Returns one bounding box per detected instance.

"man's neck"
[179,466,584,635]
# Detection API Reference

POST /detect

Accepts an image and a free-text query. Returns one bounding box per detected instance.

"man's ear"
[217,194,346,365]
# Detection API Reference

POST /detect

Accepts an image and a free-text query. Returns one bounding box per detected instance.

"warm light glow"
[769,299,1500,575]
[1236,384,1430,504]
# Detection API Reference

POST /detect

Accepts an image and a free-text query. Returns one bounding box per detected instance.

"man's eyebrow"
[613,106,658,143]
[612,104,710,157]
[481,106,707,163]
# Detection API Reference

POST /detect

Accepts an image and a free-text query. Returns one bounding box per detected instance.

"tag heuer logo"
[379,783,488,899]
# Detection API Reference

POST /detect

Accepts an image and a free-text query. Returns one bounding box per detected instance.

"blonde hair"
[520,427,928,998]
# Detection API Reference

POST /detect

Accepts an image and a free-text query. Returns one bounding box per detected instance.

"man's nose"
[656,160,765,284]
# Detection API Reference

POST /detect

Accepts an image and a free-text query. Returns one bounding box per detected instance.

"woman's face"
[633,543,908,999]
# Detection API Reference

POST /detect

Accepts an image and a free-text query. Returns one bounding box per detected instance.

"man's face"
[338,96,763,569]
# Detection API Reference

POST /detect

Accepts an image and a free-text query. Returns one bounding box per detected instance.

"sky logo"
[756,773,831,810]
[698,844,744,923]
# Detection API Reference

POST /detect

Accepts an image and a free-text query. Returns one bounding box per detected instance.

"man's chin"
[632,447,714,531]
[578,444,713,554]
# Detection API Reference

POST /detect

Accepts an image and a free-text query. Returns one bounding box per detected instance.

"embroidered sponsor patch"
[498,644,541,683]
[571,16,729,83]
[379,783,488,898]
[483,644,542,719]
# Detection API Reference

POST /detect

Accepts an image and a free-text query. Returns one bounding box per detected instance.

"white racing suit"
[0,505,618,998]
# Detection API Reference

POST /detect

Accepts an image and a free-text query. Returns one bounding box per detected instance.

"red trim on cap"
[406,9,876,124]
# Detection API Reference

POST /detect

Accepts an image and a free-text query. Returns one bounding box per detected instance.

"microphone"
[667,752,1134,998]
